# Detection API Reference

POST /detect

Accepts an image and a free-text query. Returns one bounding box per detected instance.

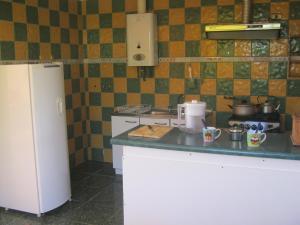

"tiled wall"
[82,0,300,163]
[0,0,87,168]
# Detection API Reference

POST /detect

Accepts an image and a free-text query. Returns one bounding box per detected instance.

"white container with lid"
[178,100,207,134]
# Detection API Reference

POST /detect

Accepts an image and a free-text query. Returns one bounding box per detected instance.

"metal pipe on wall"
[243,0,251,24]
[137,0,146,13]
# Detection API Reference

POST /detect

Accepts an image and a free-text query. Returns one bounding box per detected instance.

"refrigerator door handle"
[56,97,63,115]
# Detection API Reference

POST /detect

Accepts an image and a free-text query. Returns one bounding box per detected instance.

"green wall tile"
[71,45,79,59]
[28,43,40,60]
[201,95,216,110]
[218,6,234,23]
[90,121,102,134]
[217,40,234,57]
[252,40,270,57]
[217,79,233,95]
[100,44,112,58]
[169,94,181,107]
[186,41,200,57]
[103,135,112,148]
[290,2,300,19]
[146,0,153,11]
[14,23,27,41]
[285,114,292,130]
[86,0,99,14]
[89,92,101,106]
[72,79,80,93]
[287,80,300,96]
[73,108,82,122]
[185,79,199,94]
[59,0,68,12]
[251,80,268,96]
[170,63,185,78]
[69,14,78,29]
[91,148,103,161]
[65,95,72,109]
[290,38,300,56]
[38,0,48,8]
[0,41,15,60]
[102,107,114,121]
[141,94,155,106]
[50,10,60,26]
[114,63,126,77]
[201,0,217,6]
[112,0,125,12]
[100,14,112,28]
[253,3,270,22]
[51,44,61,59]
[155,10,169,26]
[0,1,12,21]
[61,28,70,43]
[155,78,169,93]
[170,25,185,41]
[39,26,50,43]
[26,6,38,24]
[169,0,185,8]
[127,78,140,93]
[201,62,216,78]
[185,7,200,24]
[101,78,114,92]
[67,125,74,138]
[279,20,288,38]
[216,112,231,128]
[113,28,126,43]
[114,93,127,106]
[63,64,71,79]
[87,29,99,44]
[88,64,100,77]
[234,62,251,79]
[158,42,169,57]
[75,136,83,150]
[269,62,287,79]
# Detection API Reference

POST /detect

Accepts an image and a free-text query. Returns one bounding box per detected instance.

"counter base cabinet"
[112,116,139,174]
[123,146,300,225]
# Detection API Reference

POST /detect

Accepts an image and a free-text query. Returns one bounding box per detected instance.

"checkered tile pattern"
[82,0,300,162]
[1,0,300,164]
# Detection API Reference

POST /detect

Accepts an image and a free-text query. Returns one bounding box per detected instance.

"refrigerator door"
[29,63,71,212]
[0,65,40,214]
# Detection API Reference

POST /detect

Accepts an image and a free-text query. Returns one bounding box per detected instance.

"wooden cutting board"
[128,125,173,139]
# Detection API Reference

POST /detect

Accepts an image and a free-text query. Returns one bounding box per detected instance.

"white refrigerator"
[0,63,71,216]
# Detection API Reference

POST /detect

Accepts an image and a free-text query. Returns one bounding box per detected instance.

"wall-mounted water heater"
[126,13,158,66]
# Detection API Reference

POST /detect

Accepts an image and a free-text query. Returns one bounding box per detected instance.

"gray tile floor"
[0,162,123,225]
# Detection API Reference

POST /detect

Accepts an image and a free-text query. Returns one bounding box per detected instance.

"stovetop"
[228,112,280,123]
[228,112,281,132]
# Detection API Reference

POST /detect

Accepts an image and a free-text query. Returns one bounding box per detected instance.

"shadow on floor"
[0,161,123,225]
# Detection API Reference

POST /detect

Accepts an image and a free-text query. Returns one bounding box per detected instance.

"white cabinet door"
[170,119,186,127]
[112,116,139,174]
[140,117,170,126]
[112,116,139,137]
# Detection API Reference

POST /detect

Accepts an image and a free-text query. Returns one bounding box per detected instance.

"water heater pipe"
[137,0,146,13]
[243,0,251,24]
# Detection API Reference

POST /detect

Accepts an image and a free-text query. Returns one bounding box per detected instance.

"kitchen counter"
[117,128,300,225]
[111,127,300,160]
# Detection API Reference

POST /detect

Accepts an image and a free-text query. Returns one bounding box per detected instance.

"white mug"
[203,127,222,142]
[247,130,267,147]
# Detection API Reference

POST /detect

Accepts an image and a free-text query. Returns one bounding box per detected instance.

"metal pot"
[226,127,245,141]
[262,101,280,114]
[228,103,256,116]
